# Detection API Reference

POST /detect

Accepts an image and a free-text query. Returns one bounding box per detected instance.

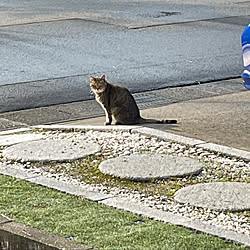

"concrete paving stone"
[0,133,45,146]
[99,154,203,181]
[2,139,100,162]
[174,182,250,212]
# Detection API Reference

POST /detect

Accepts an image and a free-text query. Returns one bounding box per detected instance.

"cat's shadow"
[142,123,179,132]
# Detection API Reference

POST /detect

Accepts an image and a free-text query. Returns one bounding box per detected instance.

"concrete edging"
[0,215,91,249]
[0,128,32,136]
[33,125,250,161]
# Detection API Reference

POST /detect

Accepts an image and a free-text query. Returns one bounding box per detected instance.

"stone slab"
[99,154,203,181]
[174,182,250,212]
[0,133,45,146]
[2,139,100,162]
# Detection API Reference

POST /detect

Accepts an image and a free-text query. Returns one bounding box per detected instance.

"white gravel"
[0,129,249,237]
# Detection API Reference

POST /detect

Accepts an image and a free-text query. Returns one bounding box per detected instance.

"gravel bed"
[0,129,249,236]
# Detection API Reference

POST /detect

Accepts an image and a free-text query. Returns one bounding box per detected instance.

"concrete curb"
[33,125,250,161]
[0,125,250,247]
[0,165,111,202]
[0,215,92,249]
[0,127,32,136]
[33,124,141,132]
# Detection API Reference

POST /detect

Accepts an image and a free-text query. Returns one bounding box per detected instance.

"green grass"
[0,175,247,250]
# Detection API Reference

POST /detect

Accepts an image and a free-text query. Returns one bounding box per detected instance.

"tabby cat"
[90,75,177,125]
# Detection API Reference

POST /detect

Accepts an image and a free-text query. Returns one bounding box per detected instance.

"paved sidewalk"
[62,88,250,151]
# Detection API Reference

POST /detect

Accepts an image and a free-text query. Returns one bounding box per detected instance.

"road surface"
[0,0,249,112]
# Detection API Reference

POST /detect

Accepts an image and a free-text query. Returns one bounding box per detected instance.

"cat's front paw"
[104,122,111,126]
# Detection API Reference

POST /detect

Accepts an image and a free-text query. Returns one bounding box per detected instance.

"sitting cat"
[90,75,177,125]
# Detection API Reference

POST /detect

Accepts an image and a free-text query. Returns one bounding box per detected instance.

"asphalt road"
[0,0,249,112]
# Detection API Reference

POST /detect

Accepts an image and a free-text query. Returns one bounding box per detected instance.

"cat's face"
[90,75,107,94]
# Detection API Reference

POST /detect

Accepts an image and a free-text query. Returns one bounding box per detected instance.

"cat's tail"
[138,117,177,124]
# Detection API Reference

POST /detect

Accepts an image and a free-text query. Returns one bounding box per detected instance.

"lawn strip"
[0,174,246,250]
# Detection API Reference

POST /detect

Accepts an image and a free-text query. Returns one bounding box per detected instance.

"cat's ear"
[90,76,95,81]
[100,75,105,80]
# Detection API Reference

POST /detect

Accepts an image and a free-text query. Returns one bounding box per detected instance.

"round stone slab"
[99,154,203,181]
[2,139,100,162]
[174,182,250,211]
